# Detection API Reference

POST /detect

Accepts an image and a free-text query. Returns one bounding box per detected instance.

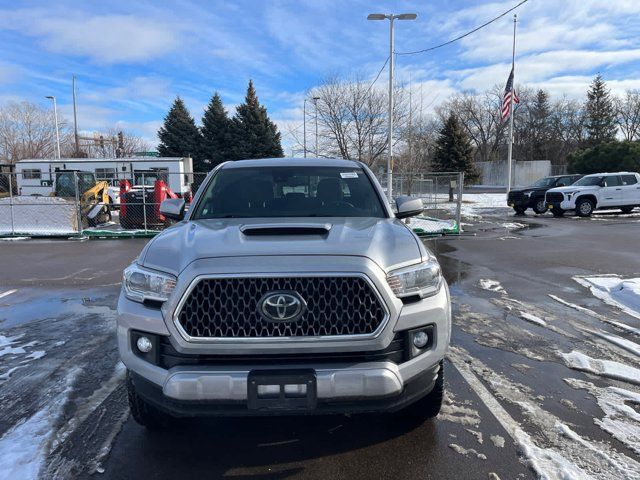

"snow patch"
[501,222,526,230]
[519,312,547,327]
[574,275,640,320]
[0,368,78,479]
[490,435,505,448]
[561,351,640,385]
[466,428,484,444]
[439,392,482,427]
[548,294,640,336]
[479,279,506,294]
[448,443,487,460]
[565,378,640,455]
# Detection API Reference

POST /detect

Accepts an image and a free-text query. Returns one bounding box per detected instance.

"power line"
[363,55,390,97]
[396,0,529,56]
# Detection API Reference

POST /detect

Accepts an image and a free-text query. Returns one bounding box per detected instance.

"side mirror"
[395,195,423,219]
[557,182,566,187]
[160,198,186,221]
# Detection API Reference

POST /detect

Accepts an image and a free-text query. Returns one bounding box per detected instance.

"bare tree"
[615,90,640,141]
[439,89,507,164]
[70,128,151,158]
[0,101,72,164]
[304,74,408,168]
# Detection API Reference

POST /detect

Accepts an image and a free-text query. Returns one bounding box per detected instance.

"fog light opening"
[137,336,153,353]
[412,331,429,349]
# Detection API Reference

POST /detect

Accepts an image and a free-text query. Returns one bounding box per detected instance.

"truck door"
[599,175,622,207]
[620,174,640,205]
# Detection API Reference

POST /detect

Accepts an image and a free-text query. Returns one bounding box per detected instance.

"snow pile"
[0,197,77,235]
[574,275,640,320]
[560,350,640,385]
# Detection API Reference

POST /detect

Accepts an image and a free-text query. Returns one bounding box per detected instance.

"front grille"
[158,333,405,368]
[546,192,564,203]
[176,276,387,339]
[508,191,525,202]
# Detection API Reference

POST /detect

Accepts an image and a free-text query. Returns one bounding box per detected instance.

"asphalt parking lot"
[1,207,639,479]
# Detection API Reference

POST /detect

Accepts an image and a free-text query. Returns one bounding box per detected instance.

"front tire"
[532,198,548,214]
[127,371,171,429]
[620,206,635,214]
[576,198,594,217]
[400,361,444,420]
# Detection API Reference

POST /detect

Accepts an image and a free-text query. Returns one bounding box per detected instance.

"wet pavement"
[1,209,640,479]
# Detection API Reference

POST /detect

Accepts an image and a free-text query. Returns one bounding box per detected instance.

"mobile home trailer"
[14,157,194,200]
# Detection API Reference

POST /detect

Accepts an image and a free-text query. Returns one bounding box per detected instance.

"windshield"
[192,166,386,219]
[529,177,556,188]
[573,176,603,186]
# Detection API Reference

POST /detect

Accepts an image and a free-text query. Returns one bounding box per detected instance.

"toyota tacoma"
[118,158,451,427]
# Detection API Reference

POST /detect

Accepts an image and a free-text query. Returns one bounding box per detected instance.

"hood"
[547,185,598,194]
[140,217,425,275]
[511,186,545,193]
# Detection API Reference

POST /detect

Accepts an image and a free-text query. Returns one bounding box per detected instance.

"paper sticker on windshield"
[340,172,358,179]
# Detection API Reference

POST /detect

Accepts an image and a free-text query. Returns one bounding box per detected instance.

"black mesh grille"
[546,192,564,203]
[508,191,525,202]
[177,277,386,338]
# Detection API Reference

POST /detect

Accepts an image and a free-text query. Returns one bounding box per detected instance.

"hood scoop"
[240,222,332,236]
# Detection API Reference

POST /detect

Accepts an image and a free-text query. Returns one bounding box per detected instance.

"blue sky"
[1,0,639,152]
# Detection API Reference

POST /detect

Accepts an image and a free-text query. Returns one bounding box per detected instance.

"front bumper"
[129,362,440,416]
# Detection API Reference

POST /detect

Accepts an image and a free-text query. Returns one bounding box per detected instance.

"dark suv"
[507,174,583,214]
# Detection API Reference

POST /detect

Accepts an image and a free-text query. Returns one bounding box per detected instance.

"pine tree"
[200,92,231,168]
[432,113,478,183]
[530,89,552,160]
[585,75,618,146]
[157,97,202,167]
[228,80,284,159]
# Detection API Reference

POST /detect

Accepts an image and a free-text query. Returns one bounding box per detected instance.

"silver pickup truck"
[117,158,451,427]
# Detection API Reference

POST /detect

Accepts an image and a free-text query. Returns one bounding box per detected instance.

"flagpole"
[506,14,517,193]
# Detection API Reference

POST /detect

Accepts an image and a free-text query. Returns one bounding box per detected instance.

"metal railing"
[375,171,464,234]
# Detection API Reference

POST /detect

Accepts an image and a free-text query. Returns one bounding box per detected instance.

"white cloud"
[0,9,180,63]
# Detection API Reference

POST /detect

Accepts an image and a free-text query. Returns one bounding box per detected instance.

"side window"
[621,175,638,185]
[556,176,572,187]
[23,169,41,180]
[602,176,621,187]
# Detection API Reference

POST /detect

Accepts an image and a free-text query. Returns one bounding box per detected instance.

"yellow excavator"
[53,170,111,227]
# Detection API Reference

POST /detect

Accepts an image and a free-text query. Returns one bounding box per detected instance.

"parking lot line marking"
[0,289,17,299]
[448,351,554,479]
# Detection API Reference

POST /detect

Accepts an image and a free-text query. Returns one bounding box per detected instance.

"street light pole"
[45,95,61,159]
[367,13,417,202]
[303,98,308,158]
[313,96,320,157]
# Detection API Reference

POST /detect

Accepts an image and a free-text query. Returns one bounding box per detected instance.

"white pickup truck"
[545,172,640,217]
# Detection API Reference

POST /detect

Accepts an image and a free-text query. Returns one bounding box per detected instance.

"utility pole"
[367,13,417,202]
[313,96,320,156]
[506,14,517,193]
[72,75,79,155]
[45,96,61,159]
[303,98,308,158]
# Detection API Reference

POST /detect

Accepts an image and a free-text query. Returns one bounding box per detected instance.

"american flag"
[501,67,519,122]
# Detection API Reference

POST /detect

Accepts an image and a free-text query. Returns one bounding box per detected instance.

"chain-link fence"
[375,171,464,235]
[0,169,463,238]
[0,171,207,238]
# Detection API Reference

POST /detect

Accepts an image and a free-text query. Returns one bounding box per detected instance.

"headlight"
[386,257,442,299]
[123,264,177,303]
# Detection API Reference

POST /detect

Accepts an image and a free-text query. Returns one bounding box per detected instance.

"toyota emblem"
[258,291,306,323]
